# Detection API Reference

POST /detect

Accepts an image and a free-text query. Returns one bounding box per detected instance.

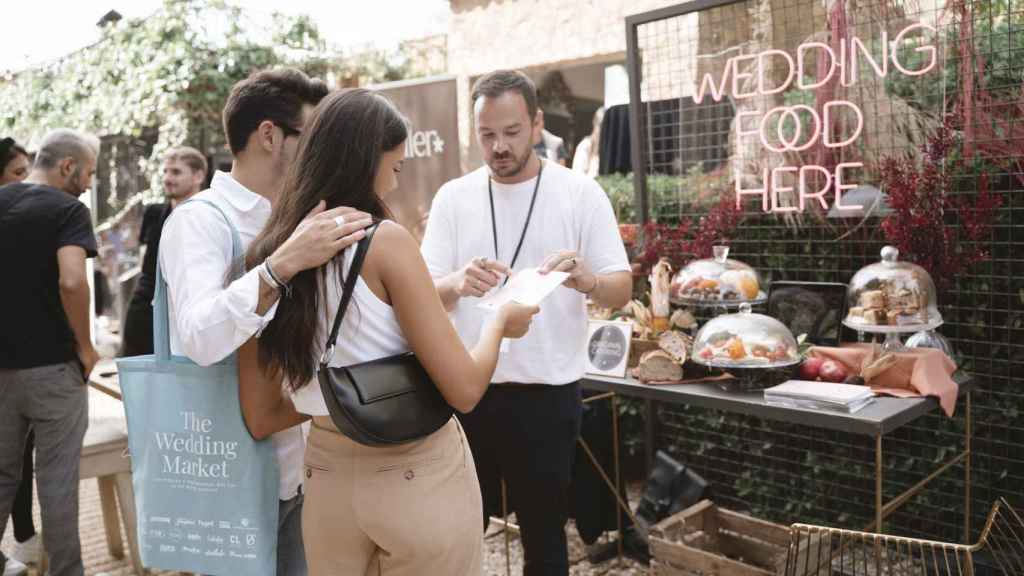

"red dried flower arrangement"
[878,118,1002,289]
[637,197,743,274]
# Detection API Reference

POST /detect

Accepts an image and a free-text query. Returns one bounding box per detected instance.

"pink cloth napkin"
[808,343,959,416]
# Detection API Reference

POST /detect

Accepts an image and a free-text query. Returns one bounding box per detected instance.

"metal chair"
[783,498,1023,575]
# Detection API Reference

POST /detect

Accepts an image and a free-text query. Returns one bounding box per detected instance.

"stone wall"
[447,0,685,168]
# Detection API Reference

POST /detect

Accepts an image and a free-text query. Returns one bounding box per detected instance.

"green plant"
[0,0,328,228]
[885,11,1024,116]
[595,173,638,223]
[596,167,732,225]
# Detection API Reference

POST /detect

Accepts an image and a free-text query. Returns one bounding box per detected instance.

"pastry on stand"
[842,246,943,352]
[670,245,766,316]
[690,303,801,391]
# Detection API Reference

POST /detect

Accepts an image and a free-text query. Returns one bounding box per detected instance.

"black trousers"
[12,429,35,543]
[458,381,582,576]
[120,300,154,358]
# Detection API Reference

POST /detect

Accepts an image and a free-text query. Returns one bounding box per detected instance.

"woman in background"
[1,136,40,575]
[1,137,30,185]
[571,107,604,178]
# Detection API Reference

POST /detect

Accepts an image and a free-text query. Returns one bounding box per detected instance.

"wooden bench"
[82,386,146,575]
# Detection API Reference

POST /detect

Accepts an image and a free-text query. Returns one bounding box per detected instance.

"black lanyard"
[488,160,544,286]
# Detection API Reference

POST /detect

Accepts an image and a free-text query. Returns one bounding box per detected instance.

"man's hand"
[453,257,512,298]
[77,344,100,381]
[539,250,597,294]
[268,201,373,282]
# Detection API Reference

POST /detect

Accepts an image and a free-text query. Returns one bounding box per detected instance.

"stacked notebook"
[764,380,875,414]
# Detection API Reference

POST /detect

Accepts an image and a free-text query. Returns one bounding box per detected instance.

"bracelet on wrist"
[581,274,599,295]
[256,263,277,291]
[262,259,293,298]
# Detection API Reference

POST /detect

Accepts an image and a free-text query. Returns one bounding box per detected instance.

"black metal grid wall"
[626,0,1023,544]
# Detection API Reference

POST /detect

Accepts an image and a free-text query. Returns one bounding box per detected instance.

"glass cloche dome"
[691,303,800,368]
[670,246,766,306]
[843,246,942,331]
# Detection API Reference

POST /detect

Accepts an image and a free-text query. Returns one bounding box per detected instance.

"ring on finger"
[334,215,346,227]
[569,257,576,268]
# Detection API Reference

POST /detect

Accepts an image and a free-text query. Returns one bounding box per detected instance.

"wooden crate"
[649,500,819,576]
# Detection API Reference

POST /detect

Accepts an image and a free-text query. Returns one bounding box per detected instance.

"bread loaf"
[636,350,683,382]
[670,308,697,330]
[658,330,691,364]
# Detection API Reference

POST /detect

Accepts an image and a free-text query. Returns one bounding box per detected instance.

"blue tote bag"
[117,200,279,576]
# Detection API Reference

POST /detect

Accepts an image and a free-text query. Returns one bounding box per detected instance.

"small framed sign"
[585,320,633,378]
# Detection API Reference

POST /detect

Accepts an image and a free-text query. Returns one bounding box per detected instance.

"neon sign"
[691,22,938,213]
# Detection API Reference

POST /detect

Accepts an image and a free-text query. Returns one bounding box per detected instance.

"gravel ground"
[481,519,649,576]
[482,482,649,576]
[3,477,651,576]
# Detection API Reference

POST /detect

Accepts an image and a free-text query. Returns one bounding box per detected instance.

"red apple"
[799,357,824,380]
[819,360,849,383]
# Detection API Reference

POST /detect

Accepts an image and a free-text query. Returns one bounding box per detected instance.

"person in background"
[159,68,370,576]
[421,70,632,576]
[0,136,40,576]
[572,107,604,178]
[532,111,569,166]
[0,129,101,576]
[0,138,30,186]
[119,146,207,357]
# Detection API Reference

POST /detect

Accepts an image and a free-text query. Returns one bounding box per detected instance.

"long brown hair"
[246,89,408,389]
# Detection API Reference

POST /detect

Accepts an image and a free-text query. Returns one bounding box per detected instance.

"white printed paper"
[765,380,874,404]
[764,380,876,414]
[476,268,570,311]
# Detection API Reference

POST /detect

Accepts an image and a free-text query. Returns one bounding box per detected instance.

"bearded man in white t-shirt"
[421,69,632,576]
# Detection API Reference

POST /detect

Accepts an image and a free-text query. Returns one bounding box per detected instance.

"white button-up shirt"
[159,170,305,501]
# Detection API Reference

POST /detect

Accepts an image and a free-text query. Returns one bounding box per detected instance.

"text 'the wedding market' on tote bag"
[116,199,279,576]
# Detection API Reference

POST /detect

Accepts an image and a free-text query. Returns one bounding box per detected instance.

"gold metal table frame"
[489,377,974,573]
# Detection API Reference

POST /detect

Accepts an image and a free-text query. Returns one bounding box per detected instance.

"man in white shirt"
[159,69,371,576]
[421,70,632,576]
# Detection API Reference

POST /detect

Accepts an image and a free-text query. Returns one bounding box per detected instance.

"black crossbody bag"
[317,223,454,446]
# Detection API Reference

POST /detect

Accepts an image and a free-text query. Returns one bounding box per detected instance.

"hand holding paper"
[495,301,540,339]
[539,250,597,293]
[477,267,570,311]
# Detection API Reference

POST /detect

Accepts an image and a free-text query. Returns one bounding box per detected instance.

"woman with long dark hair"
[1,136,40,576]
[238,89,539,575]
[1,137,30,185]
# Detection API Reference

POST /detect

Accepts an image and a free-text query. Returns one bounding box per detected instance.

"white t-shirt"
[421,162,629,385]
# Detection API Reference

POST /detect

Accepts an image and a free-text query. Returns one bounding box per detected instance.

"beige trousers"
[303,417,483,576]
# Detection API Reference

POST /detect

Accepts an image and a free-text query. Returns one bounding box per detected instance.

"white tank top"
[291,240,409,415]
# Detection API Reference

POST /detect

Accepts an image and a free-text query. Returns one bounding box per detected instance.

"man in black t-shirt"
[0,128,100,576]
[119,146,207,357]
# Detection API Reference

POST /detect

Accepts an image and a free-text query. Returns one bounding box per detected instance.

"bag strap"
[154,198,244,362]
[321,222,381,365]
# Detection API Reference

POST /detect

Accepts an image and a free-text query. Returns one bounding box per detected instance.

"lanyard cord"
[488,159,544,286]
